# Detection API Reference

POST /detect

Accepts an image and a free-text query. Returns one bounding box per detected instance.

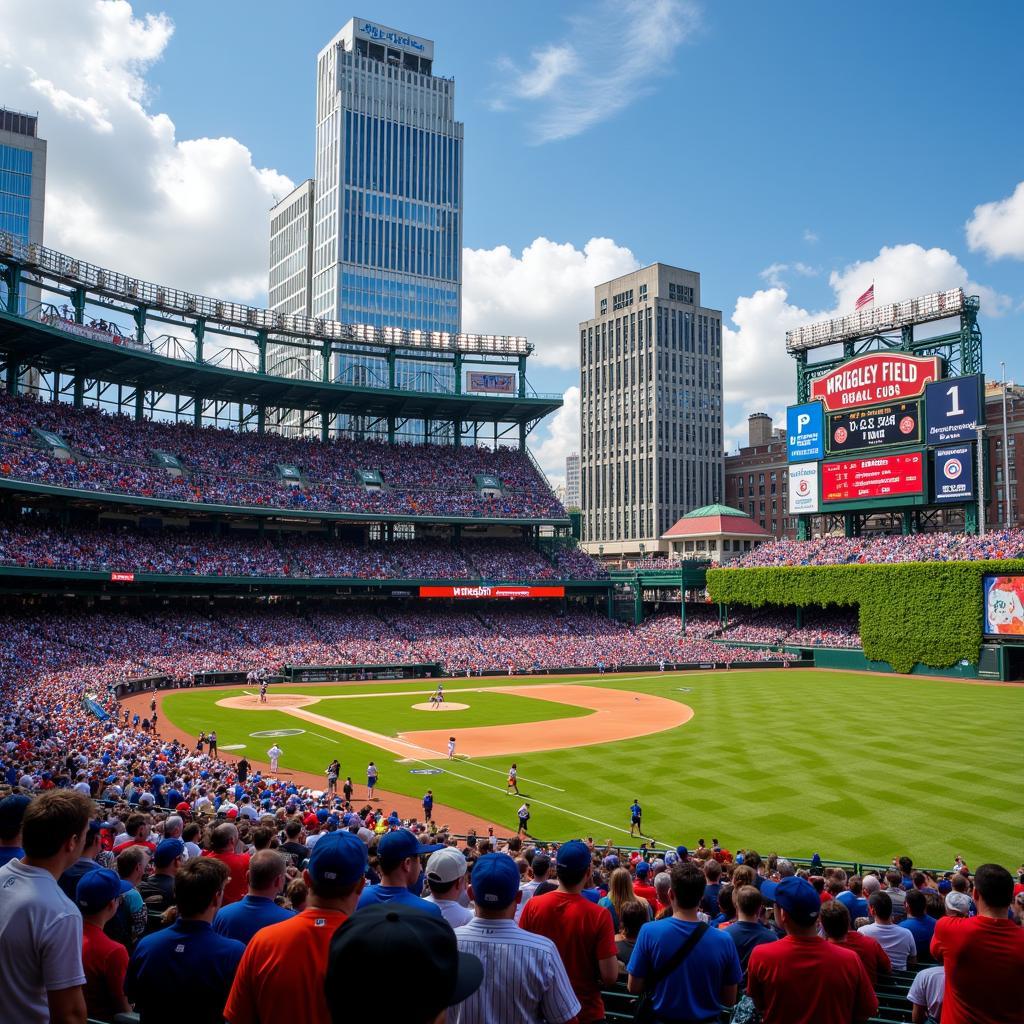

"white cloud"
[462,236,640,367]
[802,228,819,244]
[722,243,1010,451]
[966,181,1024,261]
[759,261,817,288]
[0,0,292,301]
[531,385,580,485]
[492,0,699,143]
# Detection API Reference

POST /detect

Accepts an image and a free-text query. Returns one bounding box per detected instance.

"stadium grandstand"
[0,237,1021,1024]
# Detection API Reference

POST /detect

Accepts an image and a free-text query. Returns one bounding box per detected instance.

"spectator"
[516,851,551,921]
[57,818,105,901]
[599,866,649,932]
[424,847,474,928]
[0,792,30,866]
[76,868,133,1021]
[820,899,891,986]
[627,862,741,1020]
[883,868,908,920]
[137,837,185,915]
[356,828,444,915]
[900,887,937,962]
[860,891,918,970]
[835,874,869,922]
[326,902,483,1024]
[701,857,723,916]
[279,817,308,867]
[112,813,154,856]
[930,862,1024,1024]
[614,899,649,973]
[519,839,618,1024]
[747,875,878,1024]
[114,846,150,946]
[213,849,293,945]
[0,790,92,1024]
[204,822,251,905]
[724,884,778,978]
[127,857,245,1024]
[907,965,945,1024]
[454,852,580,1024]
[224,832,368,1024]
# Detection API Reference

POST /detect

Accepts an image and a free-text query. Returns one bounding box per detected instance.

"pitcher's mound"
[411,701,469,711]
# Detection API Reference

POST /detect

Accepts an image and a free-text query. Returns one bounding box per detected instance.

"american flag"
[855,283,875,310]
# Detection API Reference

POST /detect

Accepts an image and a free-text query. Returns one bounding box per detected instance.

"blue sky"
[5,0,1023,476]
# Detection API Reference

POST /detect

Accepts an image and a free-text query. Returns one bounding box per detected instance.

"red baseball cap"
[175,802,191,813]
[226,808,239,819]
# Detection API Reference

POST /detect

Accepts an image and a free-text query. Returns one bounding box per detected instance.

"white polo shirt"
[454,917,580,1024]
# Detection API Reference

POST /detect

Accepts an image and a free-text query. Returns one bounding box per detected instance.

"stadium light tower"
[976,424,986,537]
[1001,362,1011,527]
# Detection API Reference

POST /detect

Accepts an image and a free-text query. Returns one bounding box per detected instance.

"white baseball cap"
[426,847,469,884]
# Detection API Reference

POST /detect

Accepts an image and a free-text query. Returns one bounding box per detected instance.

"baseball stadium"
[1,237,1022,1022]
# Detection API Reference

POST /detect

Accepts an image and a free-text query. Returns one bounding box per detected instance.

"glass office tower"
[0,108,47,313]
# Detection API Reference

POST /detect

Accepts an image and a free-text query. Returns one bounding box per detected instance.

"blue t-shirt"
[356,884,443,917]
[0,846,24,867]
[836,890,869,921]
[127,919,244,1022]
[627,918,742,1020]
[213,894,294,945]
[899,914,936,959]
[701,882,722,917]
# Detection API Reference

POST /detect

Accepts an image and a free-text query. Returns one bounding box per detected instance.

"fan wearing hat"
[453,853,579,1024]
[355,828,445,916]
[224,831,369,1024]
[424,847,473,928]
[0,793,30,867]
[327,903,482,1024]
[78,869,133,1021]
[137,838,186,914]
[519,839,618,1023]
[747,875,878,1024]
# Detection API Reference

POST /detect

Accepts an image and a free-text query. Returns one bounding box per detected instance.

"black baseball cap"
[325,903,482,1021]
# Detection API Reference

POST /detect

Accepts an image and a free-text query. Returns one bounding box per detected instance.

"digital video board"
[821,451,925,503]
[826,401,921,454]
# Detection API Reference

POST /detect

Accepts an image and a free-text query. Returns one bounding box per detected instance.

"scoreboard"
[822,451,925,503]
[827,401,921,454]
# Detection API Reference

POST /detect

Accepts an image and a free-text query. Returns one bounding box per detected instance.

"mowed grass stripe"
[161,670,1024,866]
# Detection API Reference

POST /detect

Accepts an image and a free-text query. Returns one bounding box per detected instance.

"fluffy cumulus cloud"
[532,384,580,486]
[966,180,1024,261]
[722,243,1009,452]
[492,0,699,143]
[463,236,640,368]
[0,0,292,301]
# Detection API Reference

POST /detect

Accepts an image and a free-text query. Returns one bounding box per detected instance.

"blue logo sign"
[359,22,425,51]
[925,374,982,445]
[786,402,824,462]
[934,445,974,503]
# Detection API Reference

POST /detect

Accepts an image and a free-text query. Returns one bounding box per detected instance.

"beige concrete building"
[579,263,723,558]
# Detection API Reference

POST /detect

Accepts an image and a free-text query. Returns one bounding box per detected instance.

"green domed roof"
[682,503,751,519]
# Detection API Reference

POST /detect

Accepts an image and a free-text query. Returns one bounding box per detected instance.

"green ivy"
[706,560,1024,673]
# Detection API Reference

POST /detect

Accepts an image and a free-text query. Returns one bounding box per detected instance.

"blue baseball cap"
[377,828,444,871]
[761,875,821,925]
[635,860,650,876]
[471,853,520,909]
[677,846,689,858]
[317,808,330,821]
[76,868,133,914]
[555,840,591,873]
[307,831,368,886]
[153,838,186,868]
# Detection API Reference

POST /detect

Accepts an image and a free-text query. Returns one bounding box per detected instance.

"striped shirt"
[453,918,580,1024]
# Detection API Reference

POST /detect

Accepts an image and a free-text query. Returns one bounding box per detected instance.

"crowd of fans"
[731,529,1024,568]
[0,519,607,581]
[0,776,1020,1023]
[0,392,566,519]
[718,609,862,649]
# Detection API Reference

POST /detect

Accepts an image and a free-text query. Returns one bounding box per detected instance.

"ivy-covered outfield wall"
[706,560,1024,673]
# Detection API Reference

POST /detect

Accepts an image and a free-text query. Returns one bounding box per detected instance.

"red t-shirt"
[82,921,129,1020]
[224,908,349,1024]
[632,882,660,914]
[930,914,1024,1024]
[112,838,156,856]
[747,934,877,1024]
[829,930,891,985]
[519,889,617,1023]
[204,850,251,905]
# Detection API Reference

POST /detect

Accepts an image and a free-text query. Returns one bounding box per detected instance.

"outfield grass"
[161,670,1024,868]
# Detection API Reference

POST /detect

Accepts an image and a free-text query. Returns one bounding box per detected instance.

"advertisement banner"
[826,401,921,454]
[419,585,565,599]
[466,371,516,394]
[786,402,824,462]
[925,373,983,445]
[809,353,941,412]
[822,451,925,503]
[110,572,135,582]
[787,462,819,514]
[983,575,1024,635]
[933,445,974,503]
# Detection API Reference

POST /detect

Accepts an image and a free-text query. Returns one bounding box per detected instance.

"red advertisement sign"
[810,353,941,412]
[822,452,924,503]
[110,572,135,582]
[419,585,565,599]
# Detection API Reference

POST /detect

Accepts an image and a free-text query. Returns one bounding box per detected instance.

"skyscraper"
[565,452,581,509]
[0,108,47,312]
[270,17,462,335]
[579,263,724,557]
